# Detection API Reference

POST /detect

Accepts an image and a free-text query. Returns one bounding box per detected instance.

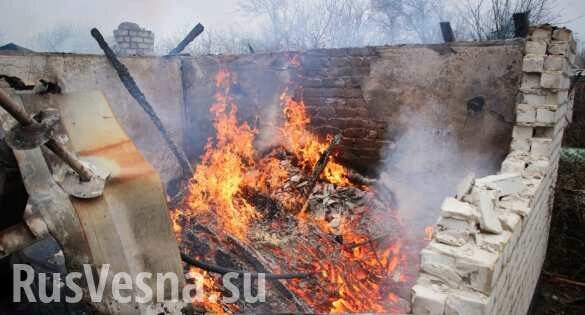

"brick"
[475,173,524,196]
[522,55,544,73]
[113,29,129,36]
[445,291,488,315]
[497,210,522,232]
[441,197,478,221]
[529,28,552,42]
[544,55,569,72]
[454,245,499,293]
[501,155,526,173]
[421,248,462,285]
[525,41,547,55]
[540,71,570,89]
[552,28,573,41]
[530,138,552,159]
[435,217,476,247]
[412,285,447,315]
[512,126,533,139]
[499,195,531,217]
[477,231,513,253]
[516,104,536,123]
[536,108,556,124]
[475,189,503,234]
[548,41,570,55]
[522,93,545,105]
[510,138,531,152]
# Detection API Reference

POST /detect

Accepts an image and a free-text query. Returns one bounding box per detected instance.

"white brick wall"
[412,25,576,315]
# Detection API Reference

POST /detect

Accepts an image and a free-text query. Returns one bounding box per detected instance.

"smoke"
[377,107,499,229]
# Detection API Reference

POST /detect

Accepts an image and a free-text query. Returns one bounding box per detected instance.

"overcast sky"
[0,0,583,47]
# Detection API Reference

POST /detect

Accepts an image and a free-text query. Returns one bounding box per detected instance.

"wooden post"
[513,12,530,38]
[440,22,455,43]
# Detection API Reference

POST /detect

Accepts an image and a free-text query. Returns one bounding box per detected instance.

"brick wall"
[181,42,522,175]
[113,22,155,56]
[412,25,577,315]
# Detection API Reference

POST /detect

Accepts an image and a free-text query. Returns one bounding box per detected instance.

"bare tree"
[239,0,374,51]
[460,0,558,40]
[371,0,448,43]
[34,24,104,53]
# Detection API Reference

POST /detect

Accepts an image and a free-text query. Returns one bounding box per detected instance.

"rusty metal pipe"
[0,87,94,181]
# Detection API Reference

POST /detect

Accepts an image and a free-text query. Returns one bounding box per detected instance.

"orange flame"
[180,65,412,313]
[185,67,259,240]
[280,93,349,186]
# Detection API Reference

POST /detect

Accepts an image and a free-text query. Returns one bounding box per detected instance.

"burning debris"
[171,65,418,313]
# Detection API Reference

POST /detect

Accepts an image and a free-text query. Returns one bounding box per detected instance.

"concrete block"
[529,28,552,42]
[516,104,536,123]
[436,217,476,247]
[412,285,447,315]
[454,246,499,293]
[548,41,571,55]
[526,160,550,176]
[475,173,525,196]
[477,231,513,253]
[510,138,531,152]
[499,195,531,217]
[501,155,526,173]
[525,41,547,55]
[536,108,556,124]
[522,93,545,105]
[512,126,533,139]
[133,37,144,43]
[553,28,573,41]
[441,197,478,221]
[421,248,463,285]
[476,189,503,234]
[530,138,552,159]
[497,210,522,232]
[445,291,488,315]
[541,71,570,89]
[544,55,569,72]
[545,90,569,105]
[522,55,544,73]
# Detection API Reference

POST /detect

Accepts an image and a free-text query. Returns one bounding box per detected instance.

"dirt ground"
[529,148,585,315]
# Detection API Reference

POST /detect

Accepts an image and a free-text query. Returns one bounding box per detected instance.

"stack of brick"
[113,22,155,56]
[411,25,576,315]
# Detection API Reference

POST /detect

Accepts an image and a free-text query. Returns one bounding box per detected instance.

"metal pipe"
[0,87,94,181]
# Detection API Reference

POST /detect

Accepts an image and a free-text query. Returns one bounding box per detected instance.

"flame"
[280,93,349,186]
[189,267,237,314]
[425,226,433,241]
[185,66,259,240]
[180,65,412,313]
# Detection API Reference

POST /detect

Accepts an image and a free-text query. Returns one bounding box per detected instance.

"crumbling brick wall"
[113,22,155,56]
[412,25,577,315]
[181,42,523,175]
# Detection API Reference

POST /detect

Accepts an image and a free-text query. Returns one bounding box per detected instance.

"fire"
[280,93,350,186]
[425,226,433,241]
[179,65,413,313]
[185,66,259,240]
[188,267,238,314]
